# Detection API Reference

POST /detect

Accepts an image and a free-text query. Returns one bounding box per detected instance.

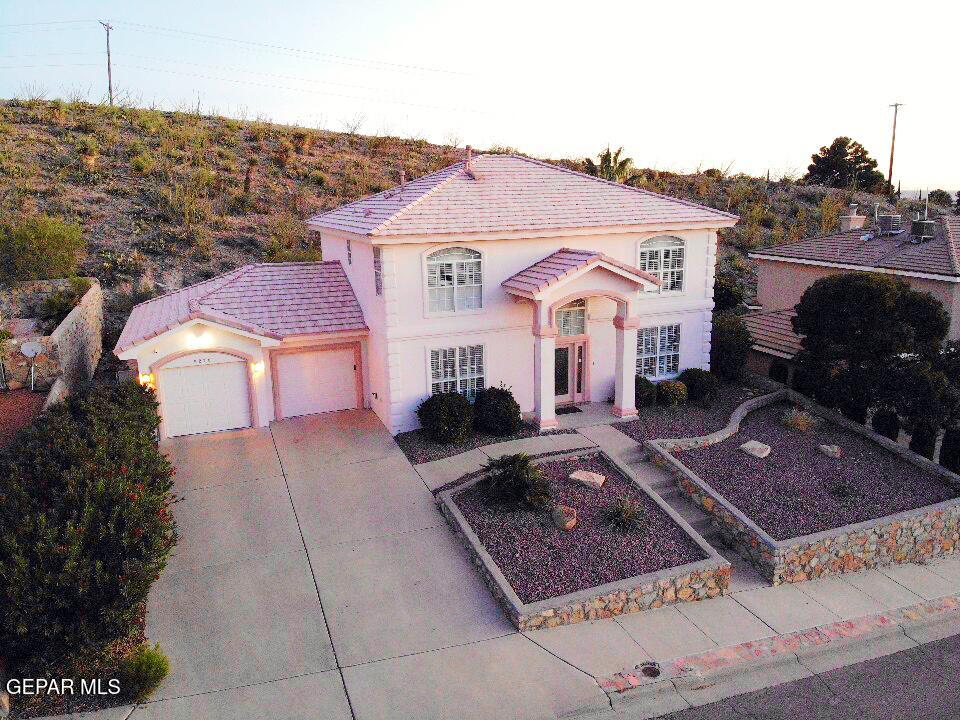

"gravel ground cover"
[0,389,45,448]
[454,453,707,603]
[396,422,575,465]
[679,402,960,541]
[614,381,763,445]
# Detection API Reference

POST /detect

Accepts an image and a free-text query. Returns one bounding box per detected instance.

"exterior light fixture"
[138,373,155,388]
[251,360,265,375]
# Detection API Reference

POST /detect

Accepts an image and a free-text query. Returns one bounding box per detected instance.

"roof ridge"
[505,154,739,221]
[369,162,466,236]
[126,265,249,310]
[192,264,257,311]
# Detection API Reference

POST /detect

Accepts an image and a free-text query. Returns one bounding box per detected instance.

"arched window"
[426,247,482,312]
[637,236,685,292]
[555,298,586,336]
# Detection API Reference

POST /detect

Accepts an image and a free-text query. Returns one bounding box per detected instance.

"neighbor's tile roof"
[502,247,660,296]
[115,262,366,353]
[751,217,960,278]
[308,154,737,237]
[743,308,802,358]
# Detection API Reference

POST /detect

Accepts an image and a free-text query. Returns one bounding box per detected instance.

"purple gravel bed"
[396,423,576,465]
[614,381,763,445]
[679,402,960,541]
[455,454,708,604]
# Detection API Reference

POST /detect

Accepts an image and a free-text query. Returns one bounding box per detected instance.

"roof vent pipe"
[464,145,478,179]
[840,203,867,232]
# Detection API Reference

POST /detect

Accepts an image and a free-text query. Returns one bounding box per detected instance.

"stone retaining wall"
[438,450,731,631]
[648,390,960,585]
[2,279,102,398]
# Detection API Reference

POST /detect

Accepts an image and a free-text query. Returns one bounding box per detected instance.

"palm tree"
[584,146,636,183]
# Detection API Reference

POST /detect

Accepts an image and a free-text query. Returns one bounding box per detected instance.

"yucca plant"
[604,496,642,530]
[483,453,550,510]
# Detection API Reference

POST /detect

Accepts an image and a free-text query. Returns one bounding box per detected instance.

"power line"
[114,20,467,76]
[0,19,93,28]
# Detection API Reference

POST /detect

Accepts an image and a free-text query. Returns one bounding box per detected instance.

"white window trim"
[421,245,484,318]
[636,323,682,380]
[555,298,587,337]
[636,236,686,296]
[426,344,485,399]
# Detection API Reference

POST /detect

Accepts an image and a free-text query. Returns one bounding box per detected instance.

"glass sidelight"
[555,346,570,401]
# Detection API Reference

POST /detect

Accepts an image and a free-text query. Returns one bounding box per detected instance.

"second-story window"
[637,236,685,292]
[426,247,482,313]
[373,246,383,296]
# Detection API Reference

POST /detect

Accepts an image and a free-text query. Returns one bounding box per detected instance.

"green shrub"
[37,277,92,333]
[940,425,960,474]
[677,368,719,407]
[657,380,688,406]
[119,643,170,700]
[710,313,751,380]
[473,385,522,436]
[483,453,550,509]
[130,150,156,175]
[416,391,473,444]
[604,496,641,530]
[838,400,868,424]
[0,382,177,666]
[871,408,900,441]
[0,214,86,282]
[908,420,938,460]
[635,375,656,407]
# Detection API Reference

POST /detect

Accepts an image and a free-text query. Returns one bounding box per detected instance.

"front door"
[555,341,587,405]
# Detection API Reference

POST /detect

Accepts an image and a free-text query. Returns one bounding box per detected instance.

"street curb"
[596,593,960,709]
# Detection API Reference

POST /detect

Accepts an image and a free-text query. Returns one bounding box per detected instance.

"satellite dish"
[21,341,43,359]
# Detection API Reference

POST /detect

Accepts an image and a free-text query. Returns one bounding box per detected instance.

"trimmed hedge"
[474,386,522,436]
[657,380,688,406]
[677,368,719,407]
[416,391,473,444]
[635,375,657,408]
[0,382,177,666]
[710,313,751,380]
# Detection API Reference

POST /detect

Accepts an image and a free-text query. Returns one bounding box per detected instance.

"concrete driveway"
[138,410,609,720]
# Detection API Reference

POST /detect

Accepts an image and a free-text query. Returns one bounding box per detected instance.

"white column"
[613,308,639,420]
[533,300,558,431]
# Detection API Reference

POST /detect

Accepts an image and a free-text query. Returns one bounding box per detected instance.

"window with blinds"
[637,237,685,292]
[373,246,383,295]
[430,345,485,399]
[426,247,482,313]
[636,324,681,378]
[555,298,586,336]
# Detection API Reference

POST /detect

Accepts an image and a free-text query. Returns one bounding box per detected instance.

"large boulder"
[569,470,605,489]
[739,440,771,458]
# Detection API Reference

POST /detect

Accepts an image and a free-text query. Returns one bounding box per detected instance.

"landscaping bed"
[396,421,574,465]
[648,389,960,584]
[439,450,730,630]
[680,401,959,540]
[613,380,764,445]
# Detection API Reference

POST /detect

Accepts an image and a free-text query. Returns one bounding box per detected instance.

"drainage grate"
[556,406,583,416]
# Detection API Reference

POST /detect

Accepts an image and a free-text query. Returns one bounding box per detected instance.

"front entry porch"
[501,248,662,432]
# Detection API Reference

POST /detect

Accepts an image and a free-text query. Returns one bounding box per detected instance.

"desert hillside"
[0,98,934,344]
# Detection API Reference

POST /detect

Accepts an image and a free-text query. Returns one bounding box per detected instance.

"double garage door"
[158,347,358,438]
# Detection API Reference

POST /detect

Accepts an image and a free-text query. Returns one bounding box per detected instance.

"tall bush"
[0,382,177,666]
[908,420,938,460]
[0,214,86,282]
[473,386,522,436]
[678,368,719,407]
[871,408,900,441]
[416,391,473,444]
[710,313,751,380]
[635,375,656,408]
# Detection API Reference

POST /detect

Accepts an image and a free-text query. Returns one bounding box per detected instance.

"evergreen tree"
[802,137,886,192]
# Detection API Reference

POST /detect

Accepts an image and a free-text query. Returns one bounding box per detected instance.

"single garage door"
[275,347,358,419]
[158,353,252,437]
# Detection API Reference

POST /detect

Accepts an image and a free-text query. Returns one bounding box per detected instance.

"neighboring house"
[115,153,736,438]
[745,209,960,377]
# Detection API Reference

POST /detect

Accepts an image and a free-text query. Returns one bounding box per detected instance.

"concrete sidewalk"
[47,415,960,720]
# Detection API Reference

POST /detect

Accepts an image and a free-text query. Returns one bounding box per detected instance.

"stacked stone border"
[598,593,960,698]
[437,448,731,631]
[647,389,960,585]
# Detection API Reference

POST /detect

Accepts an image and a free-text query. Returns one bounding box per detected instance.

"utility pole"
[100,21,113,105]
[887,102,902,195]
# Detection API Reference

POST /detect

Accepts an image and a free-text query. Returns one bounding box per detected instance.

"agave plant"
[483,452,551,510]
[584,146,637,183]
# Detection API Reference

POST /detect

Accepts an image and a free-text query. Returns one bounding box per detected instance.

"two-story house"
[115,153,737,438]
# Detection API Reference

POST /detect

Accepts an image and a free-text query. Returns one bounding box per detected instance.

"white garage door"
[276,347,358,419]
[159,353,251,437]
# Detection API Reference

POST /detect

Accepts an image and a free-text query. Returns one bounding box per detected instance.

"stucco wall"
[355,229,718,434]
[755,259,960,340]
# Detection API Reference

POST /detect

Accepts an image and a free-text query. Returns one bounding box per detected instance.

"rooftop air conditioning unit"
[911,218,937,242]
[877,214,903,235]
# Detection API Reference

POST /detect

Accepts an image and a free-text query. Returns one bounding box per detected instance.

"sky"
[1,0,957,190]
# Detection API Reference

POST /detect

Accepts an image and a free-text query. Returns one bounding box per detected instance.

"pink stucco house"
[115,153,737,438]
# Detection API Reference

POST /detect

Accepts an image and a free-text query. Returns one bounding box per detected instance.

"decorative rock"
[818,444,843,459]
[552,505,577,531]
[569,470,606,489]
[739,440,771,458]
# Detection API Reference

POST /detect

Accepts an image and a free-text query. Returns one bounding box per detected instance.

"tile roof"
[115,262,367,353]
[502,248,660,296]
[751,217,960,278]
[308,154,737,237]
[743,308,802,358]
